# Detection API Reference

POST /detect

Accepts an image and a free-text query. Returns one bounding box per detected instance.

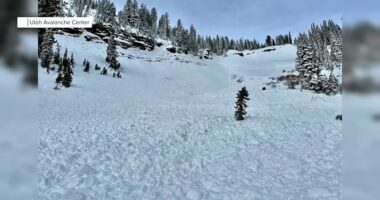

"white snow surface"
[38,32,342,200]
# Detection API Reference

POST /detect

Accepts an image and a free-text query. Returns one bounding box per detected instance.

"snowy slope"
[38,32,342,200]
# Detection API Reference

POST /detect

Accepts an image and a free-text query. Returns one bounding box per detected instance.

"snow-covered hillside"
[38,32,342,200]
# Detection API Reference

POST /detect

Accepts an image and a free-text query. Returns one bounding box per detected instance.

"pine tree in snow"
[61,48,73,88]
[327,69,340,95]
[128,0,140,28]
[84,61,90,72]
[106,35,120,70]
[106,35,116,62]
[117,9,126,27]
[94,0,116,25]
[188,25,198,54]
[293,20,342,95]
[55,72,62,89]
[296,33,322,92]
[157,13,170,39]
[265,35,272,47]
[174,19,184,47]
[138,3,152,34]
[62,48,69,69]
[123,0,133,25]
[150,7,158,34]
[235,87,250,121]
[330,32,342,62]
[40,29,54,73]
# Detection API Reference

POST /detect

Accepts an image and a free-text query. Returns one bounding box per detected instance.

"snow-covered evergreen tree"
[62,48,73,87]
[128,0,140,28]
[296,33,322,91]
[327,69,340,94]
[106,35,120,70]
[40,29,54,72]
[288,32,293,44]
[94,0,116,25]
[158,13,170,39]
[38,0,60,56]
[265,35,272,47]
[150,7,158,34]
[174,19,184,47]
[293,20,342,94]
[330,32,342,62]
[84,61,90,72]
[138,3,151,34]
[235,87,250,121]
[55,72,62,88]
[118,0,130,28]
[188,25,198,54]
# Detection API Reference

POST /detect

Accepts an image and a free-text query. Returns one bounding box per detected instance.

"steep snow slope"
[222,46,298,77]
[38,32,342,200]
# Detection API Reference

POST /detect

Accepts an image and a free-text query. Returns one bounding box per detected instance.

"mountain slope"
[38,32,342,200]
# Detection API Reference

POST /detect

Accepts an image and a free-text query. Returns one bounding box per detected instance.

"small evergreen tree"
[330,32,342,62]
[189,24,198,54]
[106,35,118,62]
[61,48,73,87]
[106,34,120,70]
[100,67,108,75]
[54,72,62,89]
[126,0,139,28]
[150,7,158,34]
[94,0,117,25]
[327,69,340,94]
[235,87,250,121]
[84,61,90,72]
[95,64,101,70]
[265,35,272,47]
